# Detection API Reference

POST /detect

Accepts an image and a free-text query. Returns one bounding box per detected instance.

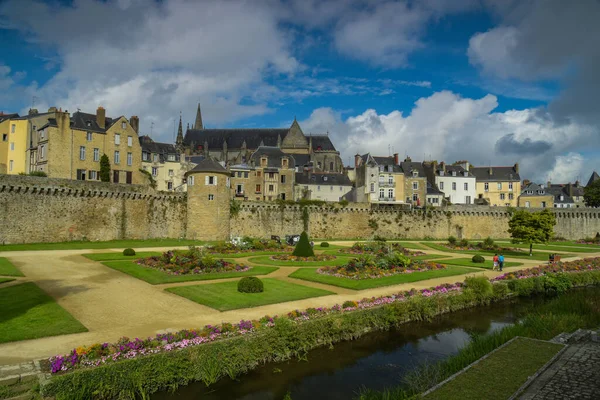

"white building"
[294,172,353,202]
[432,162,476,205]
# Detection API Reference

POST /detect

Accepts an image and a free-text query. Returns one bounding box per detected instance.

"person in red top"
[493,254,499,271]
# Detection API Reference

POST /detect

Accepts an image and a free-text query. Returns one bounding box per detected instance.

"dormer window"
[282,158,288,168]
[560,195,564,201]
[86,121,92,127]
[261,157,267,167]
[412,170,418,177]
[452,171,456,177]
[439,170,444,176]
[121,122,126,129]
[463,171,468,177]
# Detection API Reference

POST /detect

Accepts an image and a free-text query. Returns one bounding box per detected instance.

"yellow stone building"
[518,182,553,208]
[140,135,188,191]
[33,107,143,184]
[471,164,521,207]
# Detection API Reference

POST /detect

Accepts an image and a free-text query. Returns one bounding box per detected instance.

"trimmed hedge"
[293,231,314,257]
[320,242,330,248]
[41,271,600,399]
[123,248,136,256]
[237,277,264,293]
[471,255,485,263]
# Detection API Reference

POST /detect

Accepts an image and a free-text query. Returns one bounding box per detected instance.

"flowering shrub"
[317,253,446,279]
[440,241,523,253]
[137,247,249,275]
[577,237,600,245]
[492,258,600,282]
[207,239,292,254]
[339,241,426,257]
[48,282,463,374]
[271,254,336,262]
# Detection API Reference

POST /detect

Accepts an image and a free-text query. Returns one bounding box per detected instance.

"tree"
[584,180,600,207]
[292,231,315,257]
[99,154,111,182]
[508,209,556,256]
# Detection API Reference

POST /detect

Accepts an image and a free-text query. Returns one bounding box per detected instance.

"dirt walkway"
[0,243,597,365]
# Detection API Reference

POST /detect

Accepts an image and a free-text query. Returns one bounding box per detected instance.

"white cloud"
[302,90,596,182]
[544,153,584,184]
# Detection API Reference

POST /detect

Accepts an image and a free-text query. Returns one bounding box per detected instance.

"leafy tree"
[508,209,556,256]
[292,231,315,257]
[584,180,600,207]
[99,154,111,182]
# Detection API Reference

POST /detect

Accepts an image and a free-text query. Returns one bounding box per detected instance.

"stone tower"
[185,158,230,240]
[194,103,203,130]
[175,114,184,152]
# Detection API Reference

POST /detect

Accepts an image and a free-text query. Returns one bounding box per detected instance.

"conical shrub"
[292,231,314,257]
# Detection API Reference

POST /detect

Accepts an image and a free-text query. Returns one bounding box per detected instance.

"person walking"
[493,254,499,271]
[498,254,505,271]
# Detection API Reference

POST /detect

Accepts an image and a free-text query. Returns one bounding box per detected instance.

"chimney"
[463,161,470,171]
[56,110,70,131]
[547,181,551,189]
[393,153,399,165]
[354,154,361,168]
[48,107,57,113]
[523,179,531,187]
[28,108,38,116]
[440,161,446,173]
[488,166,493,175]
[404,156,412,162]
[96,106,106,129]
[129,116,139,133]
[514,162,519,174]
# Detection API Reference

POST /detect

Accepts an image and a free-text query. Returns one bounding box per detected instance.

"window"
[153,154,159,163]
[142,152,149,161]
[244,172,248,178]
[379,189,385,199]
[388,189,393,198]
[9,160,13,172]
[484,182,489,191]
[87,132,93,141]
[255,184,261,192]
[10,142,14,151]
[281,175,286,184]
[412,170,418,177]
[452,182,456,191]
[282,159,288,168]
[236,184,243,194]
[464,182,468,191]
[330,186,334,191]
[317,185,321,191]
[152,167,158,176]
[412,194,418,201]
[465,196,471,204]
[269,184,274,192]
[168,169,174,177]
[11,124,15,133]
[167,182,173,190]
[318,162,322,169]
[497,183,502,190]
[127,152,132,166]
[94,148,100,162]
[388,176,393,184]
[541,201,547,208]
[167,154,175,161]
[40,145,45,159]
[79,146,86,160]
[261,157,267,167]
[89,170,97,180]
[122,121,126,129]
[113,170,119,183]
[76,169,86,181]
[452,171,456,177]
[525,201,530,208]
[188,176,195,186]
[208,176,215,185]
[114,151,120,164]
[500,193,506,200]
[127,136,132,147]
[236,171,242,177]
[256,171,262,177]
[370,183,375,192]
[439,182,444,190]
[509,182,513,190]
[115,134,120,145]
[208,194,214,201]
[268,172,275,179]
[281,193,286,200]
[2,134,7,141]
[412,182,418,190]
[340,186,343,191]
[508,193,514,200]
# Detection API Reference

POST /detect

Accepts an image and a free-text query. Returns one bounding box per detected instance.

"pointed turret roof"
[194,103,203,130]
[587,171,600,186]
[185,157,228,175]
[176,114,184,147]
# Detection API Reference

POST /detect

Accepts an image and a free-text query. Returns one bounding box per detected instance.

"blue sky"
[1,0,599,182]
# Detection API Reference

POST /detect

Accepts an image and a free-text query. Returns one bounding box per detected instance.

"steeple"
[176,113,184,150]
[194,103,203,130]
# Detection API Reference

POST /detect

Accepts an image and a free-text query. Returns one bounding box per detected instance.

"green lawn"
[0,282,87,344]
[166,278,334,311]
[435,258,523,270]
[0,278,15,285]
[84,252,162,261]
[493,242,600,254]
[0,239,210,252]
[247,255,355,267]
[102,260,278,284]
[289,266,476,290]
[424,243,572,261]
[424,337,563,400]
[0,257,24,276]
[209,251,290,258]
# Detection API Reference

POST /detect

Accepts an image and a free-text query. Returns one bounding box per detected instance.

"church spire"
[194,103,203,130]
[176,113,184,150]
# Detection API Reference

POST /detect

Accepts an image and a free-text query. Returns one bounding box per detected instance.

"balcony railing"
[235,192,245,197]
[378,181,395,187]
[378,197,397,202]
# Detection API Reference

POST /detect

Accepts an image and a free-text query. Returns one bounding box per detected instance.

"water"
[154,296,547,400]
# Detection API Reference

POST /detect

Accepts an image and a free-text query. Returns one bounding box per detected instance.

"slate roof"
[185,155,205,164]
[249,146,296,168]
[521,182,550,196]
[12,112,52,121]
[70,111,120,133]
[470,166,520,182]
[587,171,600,187]
[185,157,228,175]
[373,156,395,165]
[546,186,575,204]
[437,164,473,177]
[427,181,444,195]
[400,161,426,178]
[0,113,19,123]
[310,135,336,151]
[139,136,179,162]
[295,172,353,186]
[291,153,311,167]
[183,128,288,150]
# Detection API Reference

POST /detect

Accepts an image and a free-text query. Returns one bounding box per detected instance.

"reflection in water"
[154,295,544,400]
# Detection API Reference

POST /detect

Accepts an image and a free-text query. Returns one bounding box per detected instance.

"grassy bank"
[424,243,572,261]
[247,255,354,267]
[0,239,209,252]
[0,257,24,276]
[436,258,522,270]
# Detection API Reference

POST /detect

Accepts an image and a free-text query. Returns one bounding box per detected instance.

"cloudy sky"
[1,0,599,183]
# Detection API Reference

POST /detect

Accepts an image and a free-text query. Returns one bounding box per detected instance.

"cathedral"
[176,104,343,173]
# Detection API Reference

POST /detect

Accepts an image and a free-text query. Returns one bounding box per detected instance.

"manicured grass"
[424,243,572,261]
[0,239,210,252]
[289,266,476,290]
[394,241,429,250]
[435,258,523,269]
[0,282,87,344]
[209,251,290,258]
[0,278,15,285]
[424,337,563,400]
[315,243,351,250]
[494,242,600,253]
[166,278,335,311]
[102,260,278,284]
[247,255,355,267]
[0,257,24,276]
[84,252,162,261]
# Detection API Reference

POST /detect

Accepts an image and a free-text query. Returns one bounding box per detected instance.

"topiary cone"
[293,231,314,257]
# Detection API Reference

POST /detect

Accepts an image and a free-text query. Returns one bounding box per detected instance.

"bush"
[374,235,387,242]
[29,171,48,177]
[448,236,457,245]
[543,273,572,296]
[122,248,136,256]
[464,276,493,300]
[471,255,485,263]
[320,242,330,247]
[482,237,495,248]
[459,239,470,247]
[492,282,510,299]
[237,277,264,293]
[292,231,315,257]
[342,300,358,308]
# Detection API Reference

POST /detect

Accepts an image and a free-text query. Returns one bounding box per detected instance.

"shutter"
[205,176,209,185]
[214,176,218,185]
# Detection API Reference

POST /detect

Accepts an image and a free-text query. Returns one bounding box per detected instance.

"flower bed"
[207,239,292,254]
[492,258,600,282]
[137,248,249,275]
[317,260,446,279]
[440,243,523,253]
[270,254,336,262]
[47,282,462,374]
[339,241,426,257]
[576,239,600,246]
